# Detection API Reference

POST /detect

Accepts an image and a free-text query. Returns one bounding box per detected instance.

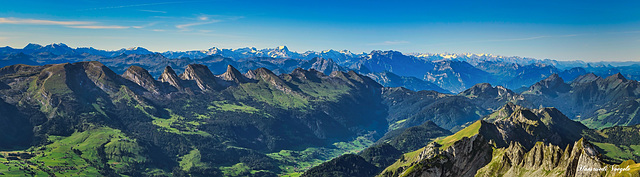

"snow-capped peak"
[276,45,288,51]
[23,43,44,50]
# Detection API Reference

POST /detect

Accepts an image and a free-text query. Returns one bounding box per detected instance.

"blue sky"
[0,0,638,61]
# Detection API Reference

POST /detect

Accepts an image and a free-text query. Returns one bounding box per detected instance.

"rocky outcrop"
[250,67,295,94]
[461,83,514,97]
[286,68,330,84]
[307,57,344,75]
[179,64,220,91]
[603,73,628,84]
[417,142,442,161]
[381,105,595,177]
[218,65,251,85]
[158,66,183,90]
[70,61,123,94]
[346,70,383,89]
[483,102,525,122]
[567,139,606,177]
[365,71,449,93]
[485,106,588,150]
[460,83,517,110]
[122,65,162,93]
[571,73,600,85]
[598,73,639,97]
[523,72,640,129]
[424,60,491,93]
[394,134,494,177]
[244,69,257,80]
[476,139,607,177]
[526,73,571,97]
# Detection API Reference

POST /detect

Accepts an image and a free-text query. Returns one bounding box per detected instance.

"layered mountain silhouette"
[2,44,640,176]
[0,61,391,176]
[4,43,640,94]
[310,104,638,177]
[520,72,640,129]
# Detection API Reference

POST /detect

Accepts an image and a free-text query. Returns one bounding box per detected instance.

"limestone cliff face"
[251,67,296,94]
[459,83,518,110]
[526,73,571,97]
[521,72,640,129]
[307,57,343,75]
[388,135,493,177]
[179,64,220,91]
[158,66,183,90]
[476,139,606,177]
[480,105,588,150]
[288,68,323,82]
[382,133,608,177]
[73,61,123,94]
[218,65,251,85]
[122,65,163,93]
[379,106,614,177]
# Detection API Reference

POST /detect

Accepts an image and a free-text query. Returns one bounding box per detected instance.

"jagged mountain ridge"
[4,43,640,94]
[380,87,488,131]
[116,61,640,132]
[3,60,640,176]
[379,105,627,177]
[305,102,640,177]
[519,72,640,129]
[0,61,391,176]
[4,60,597,176]
[3,45,640,129]
[454,72,640,130]
[365,71,450,94]
[458,83,519,111]
[11,43,637,69]
[97,53,465,93]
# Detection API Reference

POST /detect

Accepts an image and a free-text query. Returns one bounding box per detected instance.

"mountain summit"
[0,61,391,176]
[179,64,221,91]
[219,64,251,84]
[381,105,602,177]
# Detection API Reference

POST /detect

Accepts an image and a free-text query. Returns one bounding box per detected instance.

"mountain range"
[0,61,392,176]
[1,44,640,176]
[3,43,640,93]
[306,103,640,177]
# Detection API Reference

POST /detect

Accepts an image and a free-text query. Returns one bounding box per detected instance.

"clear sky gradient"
[0,0,638,61]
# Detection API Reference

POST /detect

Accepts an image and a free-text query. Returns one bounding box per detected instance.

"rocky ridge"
[379,105,611,177]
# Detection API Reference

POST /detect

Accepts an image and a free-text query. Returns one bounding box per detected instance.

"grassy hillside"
[0,126,148,176]
[434,120,482,150]
[583,124,640,163]
[0,62,394,176]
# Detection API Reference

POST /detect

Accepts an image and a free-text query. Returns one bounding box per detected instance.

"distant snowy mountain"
[162,45,366,65]
[302,49,366,65]
[4,43,636,70]
[9,43,154,58]
[21,43,76,55]
[3,43,640,94]
[162,46,298,59]
[409,53,592,69]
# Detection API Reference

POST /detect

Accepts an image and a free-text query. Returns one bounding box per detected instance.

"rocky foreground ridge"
[378,104,638,177]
